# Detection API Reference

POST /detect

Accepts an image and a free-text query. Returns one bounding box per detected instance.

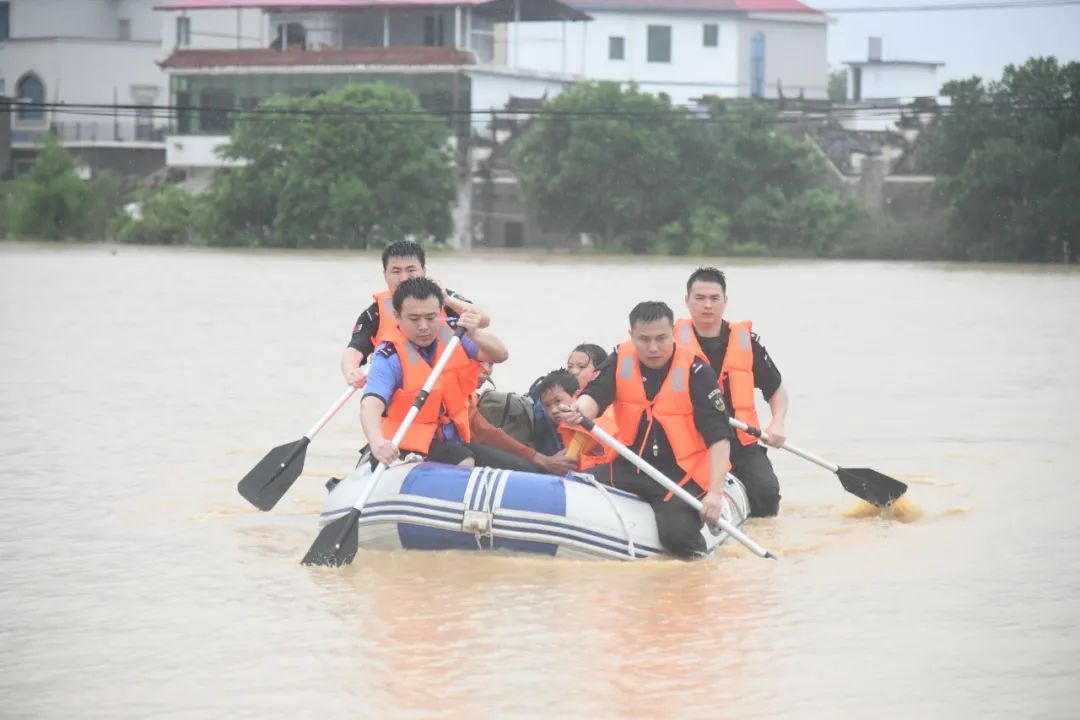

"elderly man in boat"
[560,301,733,558]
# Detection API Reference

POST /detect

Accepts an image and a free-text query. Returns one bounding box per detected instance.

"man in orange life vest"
[560,301,733,558]
[677,267,786,517]
[361,278,508,468]
[340,240,491,388]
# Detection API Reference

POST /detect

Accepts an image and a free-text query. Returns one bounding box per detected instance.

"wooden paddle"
[302,327,467,567]
[237,386,357,511]
[579,417,776,560]
[728,418,908,508]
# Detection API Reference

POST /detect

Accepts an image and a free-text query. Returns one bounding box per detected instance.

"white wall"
[159,8,267,53]
[848,64,940,100]
[511,11,826,105]
[466,69,571,129]
[8,0,160,41]
[737,14,828,99]
[0,38,166,134]
[164,134,240,167]
[512,13,740,104]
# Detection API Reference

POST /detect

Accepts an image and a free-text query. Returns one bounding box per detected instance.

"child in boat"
[535,369,616,471]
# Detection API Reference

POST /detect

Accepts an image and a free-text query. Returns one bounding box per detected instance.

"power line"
[816,0,1080,12]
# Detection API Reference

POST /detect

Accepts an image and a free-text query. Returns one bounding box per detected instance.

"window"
[0,2,10,41]
[423,14,446,47]
[175,16,190,47]
[647,25,671,63]
[750,32,765,97]
[135,106,154,141]
[117,18,131,41]
[16,73,45,122]
[609,36,625,60]
[703,24,718,47]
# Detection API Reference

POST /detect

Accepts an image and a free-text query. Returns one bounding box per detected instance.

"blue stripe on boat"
[494,515,664,556]
[400,462,471,502]
[361,509,639,558]
[498,471,566,517]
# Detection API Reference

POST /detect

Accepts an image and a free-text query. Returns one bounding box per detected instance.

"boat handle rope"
[574,471,637,560]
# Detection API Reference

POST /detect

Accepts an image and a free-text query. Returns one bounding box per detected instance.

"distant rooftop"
[154,0,591,22]
[844,59,944,68]
[160,46,475,69]
[567,0,822,14]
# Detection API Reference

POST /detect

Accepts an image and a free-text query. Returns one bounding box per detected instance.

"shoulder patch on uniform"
[750,331,761,343]
[707,387,726,413]
[375,343,398,358]
[691,359,708,374]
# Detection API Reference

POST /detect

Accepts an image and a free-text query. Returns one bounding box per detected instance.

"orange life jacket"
[612,341,713,500]
[674,318,760,447]
[371,288,450,348]
[382,323,478,454]
[557,410,618,471]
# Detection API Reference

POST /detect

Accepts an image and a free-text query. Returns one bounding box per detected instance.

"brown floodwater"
[1,242,1078,718]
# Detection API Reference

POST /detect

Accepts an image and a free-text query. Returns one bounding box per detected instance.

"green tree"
[828,69,848,102]
[202,83,455,248]
[111,184,197,245]
[924,57,1079,261]
[8,136,100,240]
[515,82,698,252]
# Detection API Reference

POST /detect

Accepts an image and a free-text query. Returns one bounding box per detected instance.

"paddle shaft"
[580,418,775,560]
[306,386,358,441]
[729,417,839,473]
[278,386,358,474]
[349,330,467,515]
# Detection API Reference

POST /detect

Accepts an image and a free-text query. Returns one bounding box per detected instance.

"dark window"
[750,32,765,97]
[852,67,862,101]
[647,25,671,63]
[176,16,191,47]
[609,36,625,60]
[16,73,45,122]
[423,14,446,47]
[198,90,233,133]
[504,222,524,248]
[117,18,131,41]
[0,2,10,41]
[703,24,718,47]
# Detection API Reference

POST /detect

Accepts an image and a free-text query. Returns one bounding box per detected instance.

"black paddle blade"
[237,438,310,511]
[301,510,360,567]
[836,467,908,508]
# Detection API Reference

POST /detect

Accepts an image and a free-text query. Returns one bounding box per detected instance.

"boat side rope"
[573,472,637,560]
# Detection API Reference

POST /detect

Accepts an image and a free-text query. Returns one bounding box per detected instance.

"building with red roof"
[511,0,827,105]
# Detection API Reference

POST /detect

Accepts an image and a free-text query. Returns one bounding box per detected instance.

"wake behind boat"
[318,461,751,561]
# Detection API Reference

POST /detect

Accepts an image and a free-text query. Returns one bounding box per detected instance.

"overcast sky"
[824,0,1080,83]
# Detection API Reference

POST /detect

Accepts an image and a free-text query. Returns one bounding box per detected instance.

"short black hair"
[571,343,608,368]
[686,267,727,295]
[382,240,426,270]
[628,301,674,329]
[536,369,580,399]
[392,276,443,313]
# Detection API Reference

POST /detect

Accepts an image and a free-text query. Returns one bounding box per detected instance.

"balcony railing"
[12,121,167,145]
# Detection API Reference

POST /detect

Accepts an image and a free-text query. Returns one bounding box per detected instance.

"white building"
[154,0,588,168]
[844,37,942,102]
[510,0,829,105]
[839,37,944,132]
[0,0,171,176]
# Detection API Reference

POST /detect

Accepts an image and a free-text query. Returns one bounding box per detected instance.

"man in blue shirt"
[361,277,509,467]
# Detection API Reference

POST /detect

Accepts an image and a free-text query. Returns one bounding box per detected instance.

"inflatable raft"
[319,461,751,560]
